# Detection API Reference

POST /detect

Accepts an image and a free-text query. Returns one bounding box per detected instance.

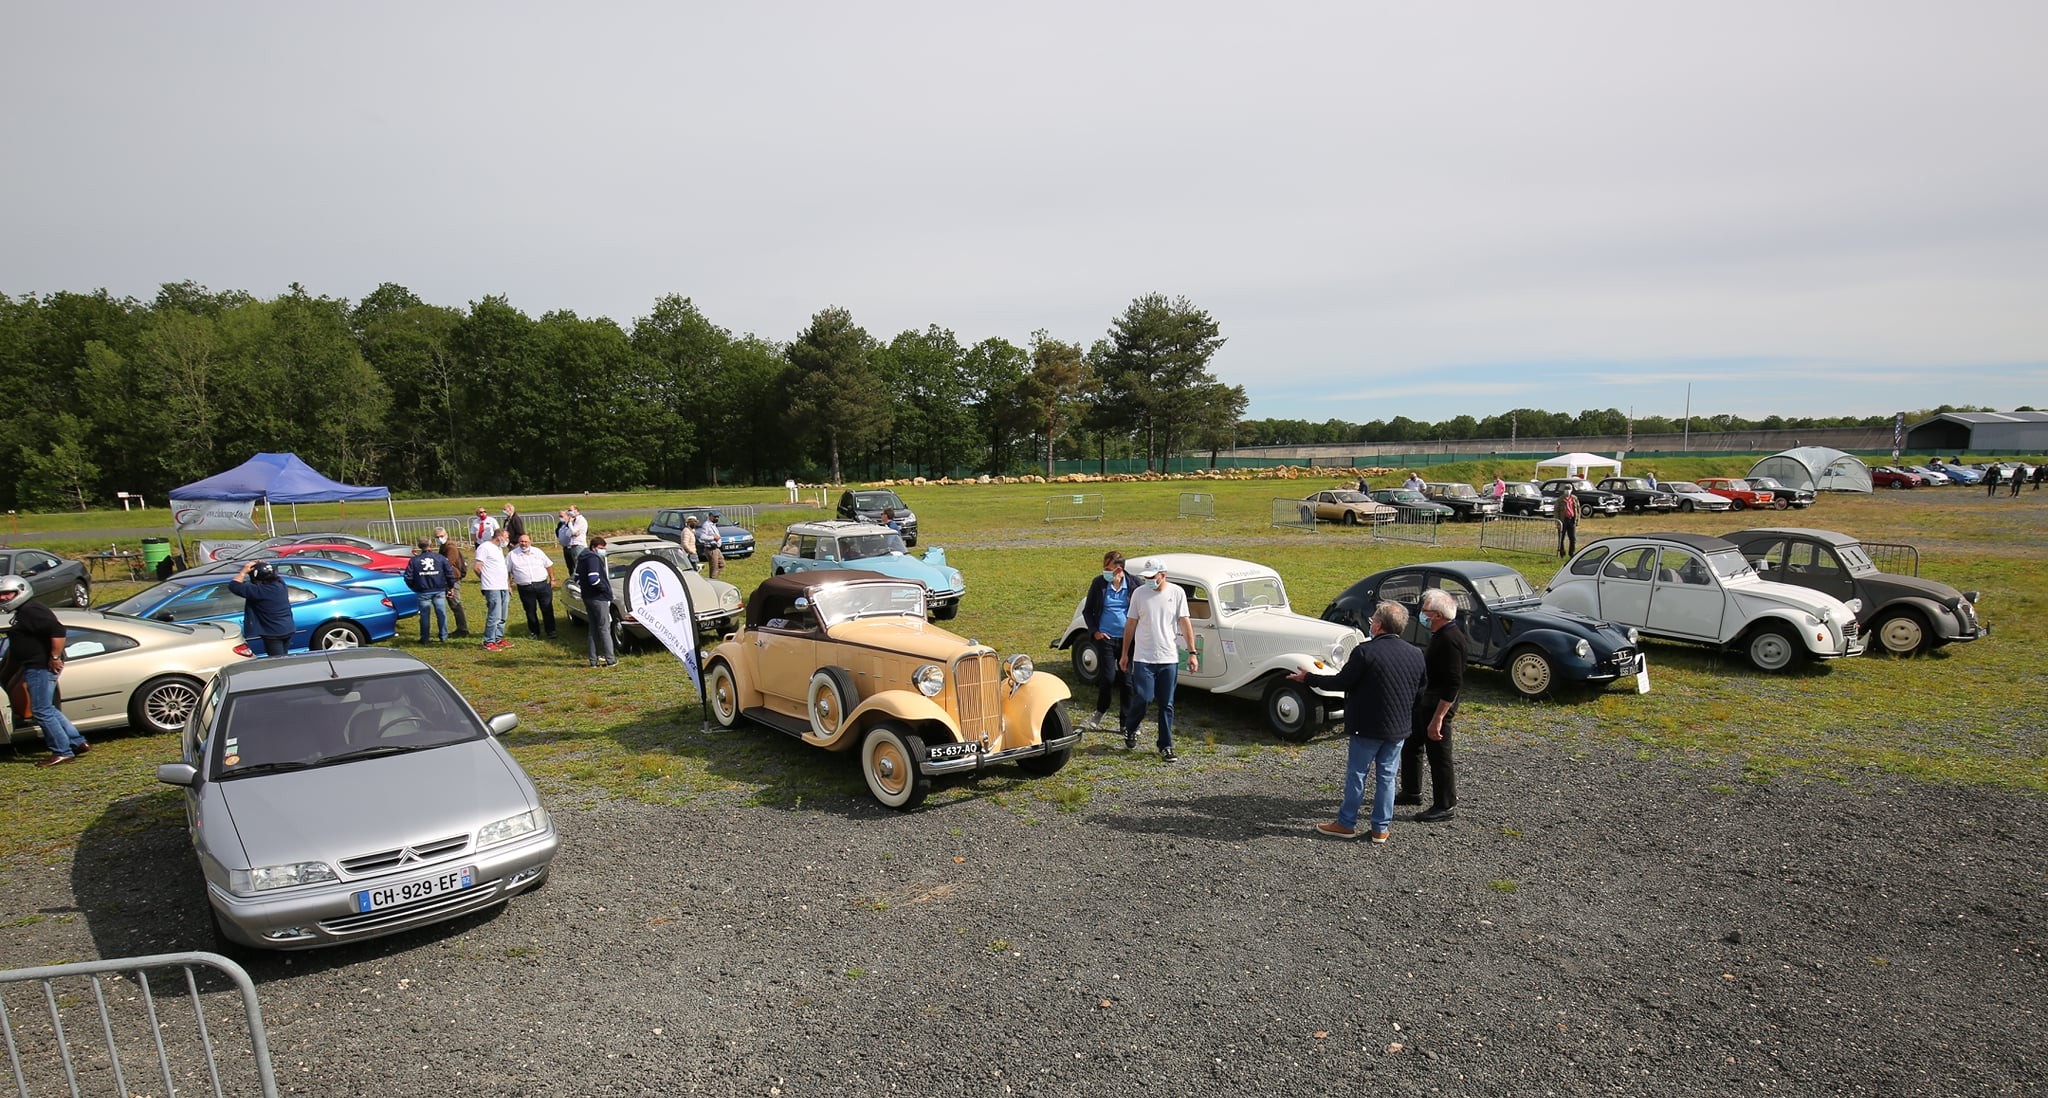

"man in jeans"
[506,533,558,640]
[575,536,617,668]
[434,527,471,638]
[1289,601,1425,844]
[402,536,452,643]
[476,527,512,650]
[0,575,90,766]
[1118,559,1198,761]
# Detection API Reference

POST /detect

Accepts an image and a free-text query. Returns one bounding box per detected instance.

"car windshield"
[811,582,927,626]
[211,670,484,780]
[1748,477,1785,489]
[1330,491,1370,503]
[100,582,189,616]
[1706,550,1755,581]
[1721,479,1752,491]
[1610,478,1653,490]
[1436,484,1478,498]
[1504,484,1539,497]
[838,533,908,559]
[1471,571,1539,606]
[1666,482,1704,493]
[1216,576,1289,612]
[608,545,691,579]
[855,492,906,511]
[1382,490,1426,503]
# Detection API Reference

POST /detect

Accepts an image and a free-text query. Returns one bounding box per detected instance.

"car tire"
[1262,678,1319,742]
[1730,498,1747,511]
[1680,500,1695,513]
[1774,499,1790,510]
[1871,609,1930,656]
[1888,480,1904,490]
[71,578,92,607]
[807,667,860,741]
[1506,647,1556,699]
[1069,636,1104,685]
[312,622,366,650]
[1744,623,1803,672]
[860,723,931,810]
[705,660,743,729]
[931,601,959,622]
[130,674,203,735]
[1342,511,1359,526]
[610,616,630,655]
[1017,707,1074,776]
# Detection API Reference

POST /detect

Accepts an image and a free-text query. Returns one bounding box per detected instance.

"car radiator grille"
[1609,648,1639,670]
[1841,620,1859,647]
[954,652,1002,743]
[340,834,471,876]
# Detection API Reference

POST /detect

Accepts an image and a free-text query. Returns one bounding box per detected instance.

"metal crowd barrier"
[1861,540,1920,577]
[0,951,279,1097]
[1269,498,1317,533]
[1178,492,1216,520]
[1044,494,1105,522]
[368,514,469,546]
[1371,510,1443,546]
[1479,514,1563,557]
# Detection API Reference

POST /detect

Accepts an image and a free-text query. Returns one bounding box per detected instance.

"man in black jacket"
[1402,588,1468,822]
[1289,601,1425,844]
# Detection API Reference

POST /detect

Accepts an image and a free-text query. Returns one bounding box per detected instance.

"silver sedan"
[157,649,558,950]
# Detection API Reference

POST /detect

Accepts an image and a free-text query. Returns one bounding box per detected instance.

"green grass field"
[5,465,2044,858]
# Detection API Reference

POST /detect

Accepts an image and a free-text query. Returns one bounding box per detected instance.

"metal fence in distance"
[1270,498,1318,533]
[369,514,469,547]
[1862,540,1920,576]
[0,950,280,1098]
[1479,514,1563,558]
[1372,510,1443,546]
[1179,492,1217,520]
[1044,494,1105,522]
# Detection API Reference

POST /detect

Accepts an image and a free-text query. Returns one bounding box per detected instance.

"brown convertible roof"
[742,570,918,629]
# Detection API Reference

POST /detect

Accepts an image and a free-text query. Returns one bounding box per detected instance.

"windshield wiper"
[220,759,322,777]
[320,744,429,763]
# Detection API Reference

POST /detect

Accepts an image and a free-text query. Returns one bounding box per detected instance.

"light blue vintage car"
[770,520,965,620]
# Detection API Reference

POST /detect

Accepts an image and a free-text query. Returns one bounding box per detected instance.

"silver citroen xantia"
[157,649,558,950]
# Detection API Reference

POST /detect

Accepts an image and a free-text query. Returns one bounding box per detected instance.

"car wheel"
[130,674,203,735]
[1680,499,1695,513]
[1731,498,1747,511]
[1262,678,1319,742]
[705,659,744,728]
[1342,511,1359,526]
[1069,636,1104,685]
[861,723,931,810]
[1774,499,1790,510]
[610,616,631,655]
[1871,609,1929,656]
[312,622,366,650]
[807,667,860,741]
[1888,480,1903,489]
[1018,707,1074,776]
[1506,647,1555,699]
[931,601,959,621]
[1745,623,1803,672]
[71,578,92,607]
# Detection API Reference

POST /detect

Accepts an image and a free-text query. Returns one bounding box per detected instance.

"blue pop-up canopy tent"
[170,452,397,537]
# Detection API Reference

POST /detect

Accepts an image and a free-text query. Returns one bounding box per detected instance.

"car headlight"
[721,589,741,610]
[1625,627,1640,644]
[1006,654,1035,684]
[230,861,337,894]
[913,664,946,696]
[1572,640,1592,660]
[478,808,547,848]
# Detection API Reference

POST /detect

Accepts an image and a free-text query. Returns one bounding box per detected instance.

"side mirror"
[154,613,177,623]
[156,762,197,787]
[487,712,519,736]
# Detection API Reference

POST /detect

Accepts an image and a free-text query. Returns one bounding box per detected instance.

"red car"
[1870,466,1927,490]
[1694,477,1777,510]
[264,543,414,573]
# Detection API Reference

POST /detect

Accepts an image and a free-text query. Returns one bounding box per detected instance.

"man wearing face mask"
[1080,551,1140,734]
[1119,559,1197,761]
[434,527,471,639]
[575,536,616,667]
[1400,588,1467,821]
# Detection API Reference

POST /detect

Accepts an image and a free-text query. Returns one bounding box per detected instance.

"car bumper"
[922,725,1081,776]
[208,827,559,950]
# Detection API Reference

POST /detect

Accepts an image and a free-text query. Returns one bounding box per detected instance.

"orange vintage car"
[703,573,1077,809]
[1694,477,1778,510]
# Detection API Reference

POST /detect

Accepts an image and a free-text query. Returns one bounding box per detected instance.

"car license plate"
[353,866,476,912]
[927,741,981,761]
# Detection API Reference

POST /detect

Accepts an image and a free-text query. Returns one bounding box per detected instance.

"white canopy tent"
[1750,447,1871,493]
[1534,452,1623,479]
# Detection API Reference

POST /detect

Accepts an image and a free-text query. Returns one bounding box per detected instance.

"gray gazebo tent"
[1750,447,1871,493]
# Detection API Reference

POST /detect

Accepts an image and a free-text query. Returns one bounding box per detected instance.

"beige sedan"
[1304,489,1397,526]
[4,610,252,739]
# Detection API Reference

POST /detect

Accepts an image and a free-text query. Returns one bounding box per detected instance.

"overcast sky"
[5,1,2043,424]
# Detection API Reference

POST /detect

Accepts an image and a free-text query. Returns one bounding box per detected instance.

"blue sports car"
[101,574,399,651]
[179,555,421,618]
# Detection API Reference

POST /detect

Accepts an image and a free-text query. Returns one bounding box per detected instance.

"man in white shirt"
[564,506,589,562]
[506,534,558,641]
[475,527,512,650]
[1118,559,1198,761]
[471,507,499,547]
[1403,472,1425,493]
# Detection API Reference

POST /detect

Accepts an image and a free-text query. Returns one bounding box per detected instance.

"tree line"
[0,283,1244,509]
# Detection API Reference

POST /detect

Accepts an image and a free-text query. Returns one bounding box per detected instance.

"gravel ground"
[4,732,2043,1097]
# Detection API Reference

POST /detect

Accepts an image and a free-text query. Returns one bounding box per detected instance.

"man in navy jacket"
[1289,601,1425,843]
